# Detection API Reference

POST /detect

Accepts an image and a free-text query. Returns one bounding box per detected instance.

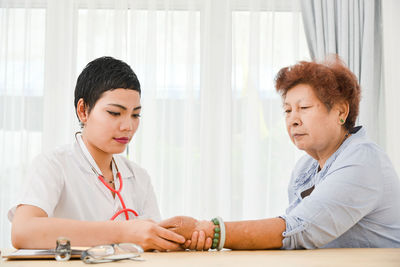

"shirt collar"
[75,133,103,175]
[320,126,365,176]
[293,126,365,189]
[113,155,135,179]
[74,133,133,179]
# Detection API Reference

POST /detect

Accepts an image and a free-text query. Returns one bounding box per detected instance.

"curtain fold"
[198,0,233,219]
[301,0,383,144]
[43,0,79,152]
[0,1,46,248]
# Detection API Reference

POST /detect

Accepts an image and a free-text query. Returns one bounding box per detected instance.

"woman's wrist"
[112,220,125,243]
[195,220,215,238]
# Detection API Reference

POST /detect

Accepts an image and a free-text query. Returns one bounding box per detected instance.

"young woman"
[9,57,185,251]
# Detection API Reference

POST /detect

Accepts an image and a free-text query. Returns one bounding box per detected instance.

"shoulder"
[30,143,74,172]
[335,131,387,170]
[326,129,395,188]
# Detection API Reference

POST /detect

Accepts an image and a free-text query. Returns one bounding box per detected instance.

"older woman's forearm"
[223,218,286,250]
[159,216,286,250]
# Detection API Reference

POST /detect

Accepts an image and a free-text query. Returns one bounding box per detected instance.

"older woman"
[160,57,400,249]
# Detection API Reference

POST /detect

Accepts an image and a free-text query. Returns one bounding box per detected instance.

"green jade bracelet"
[211,217,225,250]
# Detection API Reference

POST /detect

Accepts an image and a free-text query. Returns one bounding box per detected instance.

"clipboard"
[1,248,86,260]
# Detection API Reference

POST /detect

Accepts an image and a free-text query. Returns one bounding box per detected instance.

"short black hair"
[74,56,141,120]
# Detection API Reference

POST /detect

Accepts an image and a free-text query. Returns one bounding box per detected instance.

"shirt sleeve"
[8,153,64,221]
[127,161,162,222]
[281,144,383,249]
[142,169,162,222]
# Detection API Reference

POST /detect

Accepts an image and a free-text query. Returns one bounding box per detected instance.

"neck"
[315,129,349,170]
[81,134,113,175]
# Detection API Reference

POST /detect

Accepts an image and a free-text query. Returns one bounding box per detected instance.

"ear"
[76,98,89,126]
[334,100,349,125]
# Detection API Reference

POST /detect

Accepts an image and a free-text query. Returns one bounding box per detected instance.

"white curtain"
[382,0,400,175]
[301,0,383,144]
[0,0,309,247]
[0,1,47,248]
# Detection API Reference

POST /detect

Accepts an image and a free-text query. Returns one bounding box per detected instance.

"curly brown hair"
[274,56,361,130]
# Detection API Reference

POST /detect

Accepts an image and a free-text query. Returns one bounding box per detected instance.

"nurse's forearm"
[223,218,286,249]
[12,205,185,251]
[12,216,121,249]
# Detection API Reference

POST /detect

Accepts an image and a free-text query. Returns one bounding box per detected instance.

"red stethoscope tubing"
[97,171,139,220]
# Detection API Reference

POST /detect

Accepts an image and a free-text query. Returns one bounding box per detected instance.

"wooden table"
[2,248,400,267]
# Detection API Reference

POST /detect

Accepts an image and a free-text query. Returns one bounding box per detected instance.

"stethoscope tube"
[97,172,139,220]
[75,132,138,220]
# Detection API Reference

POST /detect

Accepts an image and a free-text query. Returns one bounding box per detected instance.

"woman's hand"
[159,216,214,251]
[183,230,213,251]
[119,219,186,251]
[158,216,197,239]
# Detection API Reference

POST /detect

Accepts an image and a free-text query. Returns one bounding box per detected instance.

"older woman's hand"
[159,216,214,251]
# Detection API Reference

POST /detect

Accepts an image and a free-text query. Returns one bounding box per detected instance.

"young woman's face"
[81,88,141,156]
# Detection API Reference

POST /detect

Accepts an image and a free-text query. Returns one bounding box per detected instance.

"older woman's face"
[284,84,343,157]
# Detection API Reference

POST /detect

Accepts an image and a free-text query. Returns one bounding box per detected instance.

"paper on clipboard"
[1,248,86,260]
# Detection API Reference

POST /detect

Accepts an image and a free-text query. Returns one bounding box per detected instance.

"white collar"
[75,133,134,179]
[76,133,104,176]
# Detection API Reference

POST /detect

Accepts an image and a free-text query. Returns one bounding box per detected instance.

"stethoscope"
[75,132,138,220]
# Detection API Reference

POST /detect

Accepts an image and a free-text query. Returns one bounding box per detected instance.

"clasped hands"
[158,216,215,251]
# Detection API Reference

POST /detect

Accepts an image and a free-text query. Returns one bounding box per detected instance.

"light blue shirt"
[281,126,400,249]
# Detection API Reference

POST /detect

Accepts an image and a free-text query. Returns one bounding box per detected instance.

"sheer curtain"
[382,0,400,175]
[0,0,309,247]
[0,1,46,248]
